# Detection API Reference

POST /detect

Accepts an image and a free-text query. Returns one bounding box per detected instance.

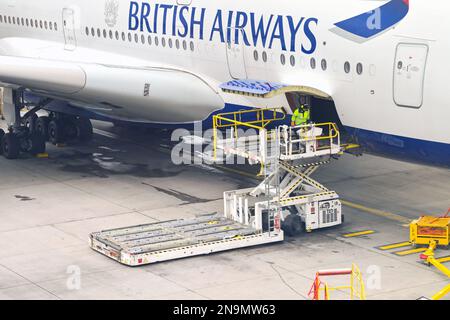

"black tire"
[282,214,304,237]
[24,114,38,133]
[75,117,93,142]
[35,116,50,141]
[2,133,20,159]
[29,134,46,155]
[0,129,4,155]
[48,120,65,145]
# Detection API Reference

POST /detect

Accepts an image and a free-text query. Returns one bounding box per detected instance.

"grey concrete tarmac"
[0,120,448,300]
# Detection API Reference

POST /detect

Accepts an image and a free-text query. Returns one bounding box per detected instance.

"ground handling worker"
[291,103,311,127]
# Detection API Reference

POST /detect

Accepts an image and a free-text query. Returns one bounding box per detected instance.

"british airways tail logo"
[331,0,409,43]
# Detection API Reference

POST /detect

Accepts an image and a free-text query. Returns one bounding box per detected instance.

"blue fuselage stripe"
[334,0,409,39]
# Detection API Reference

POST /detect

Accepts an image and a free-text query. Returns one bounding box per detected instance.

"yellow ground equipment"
[419,240,450,300]
[308,264,366,300]
[410,209,450,248]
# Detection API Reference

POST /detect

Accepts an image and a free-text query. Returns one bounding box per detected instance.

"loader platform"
[90,213,283,266]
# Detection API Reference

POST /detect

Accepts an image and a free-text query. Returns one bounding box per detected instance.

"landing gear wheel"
[48,120,65,145]
[24,114,38,133]
[35,116,50,141]
[2,133,20,159]
[75,117,93,142]
[282,214,305,237]
[28,134,46,155]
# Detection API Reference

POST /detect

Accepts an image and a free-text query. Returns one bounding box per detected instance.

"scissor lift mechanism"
[90,108,345,266]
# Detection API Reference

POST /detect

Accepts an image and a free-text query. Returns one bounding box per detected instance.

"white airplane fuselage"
[0,0,449,166]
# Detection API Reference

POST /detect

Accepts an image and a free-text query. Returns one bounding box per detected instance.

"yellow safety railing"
[213,107,286,131]
[212,108,286,160]
[280,122,341,158]
[286,122,340,143]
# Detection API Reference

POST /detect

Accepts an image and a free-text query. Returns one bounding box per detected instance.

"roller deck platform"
[90,213,283,266]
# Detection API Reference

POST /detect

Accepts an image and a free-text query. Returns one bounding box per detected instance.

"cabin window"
[147,35,152,45]
[190,41,194,51]
[262,51,267,63]
[344,61,351,73]
[356,63,363,75]
[310,58,316,69]
[290,55,296,67]
[253,50,259,61]
[321,59,327,71]
[280,54,286,65]
[175,39,180,49]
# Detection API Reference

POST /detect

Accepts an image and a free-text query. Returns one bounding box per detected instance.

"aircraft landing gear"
[42,113,93,145]
[1,89,93,159]
[1,127,46,159]
[0,89,50,159]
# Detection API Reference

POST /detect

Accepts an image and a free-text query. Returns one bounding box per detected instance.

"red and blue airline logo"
[332,0,409,42]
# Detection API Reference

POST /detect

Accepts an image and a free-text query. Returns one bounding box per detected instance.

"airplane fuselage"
[0,0,449,166]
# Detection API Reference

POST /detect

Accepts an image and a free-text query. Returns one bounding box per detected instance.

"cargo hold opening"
[285,92,346,134]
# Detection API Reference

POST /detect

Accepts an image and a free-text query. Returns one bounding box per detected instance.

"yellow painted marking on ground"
[213,165,262,180]
[378,241,412,251]
[343,230,375,238]
[393,247,427,256]
[341,200,411,225]
[36,153,49,158]
[436,256,450,264]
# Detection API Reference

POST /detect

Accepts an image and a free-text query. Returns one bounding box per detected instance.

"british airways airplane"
[0,0,448,167]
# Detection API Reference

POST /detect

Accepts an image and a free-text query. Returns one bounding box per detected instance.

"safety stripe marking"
[343,230,375,238]
[393,248,427,256]
[377,241,412,251]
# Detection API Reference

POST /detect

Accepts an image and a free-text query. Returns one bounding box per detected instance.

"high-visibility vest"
[291,106,310,126]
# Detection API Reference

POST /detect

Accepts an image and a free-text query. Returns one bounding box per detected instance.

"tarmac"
[0,120,449,300]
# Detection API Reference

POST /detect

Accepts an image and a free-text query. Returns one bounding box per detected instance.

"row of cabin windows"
[84,27,195,52]
[253,50,365,75]
[0,15,58,31]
